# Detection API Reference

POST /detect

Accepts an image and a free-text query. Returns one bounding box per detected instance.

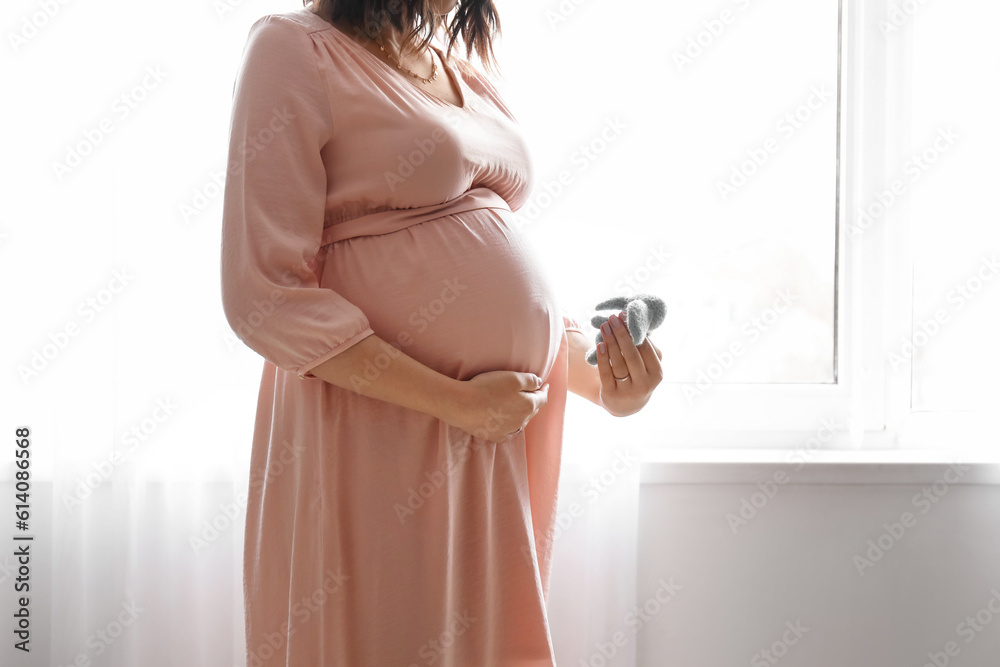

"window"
[500,0,997,452]
[882,0,1000,450]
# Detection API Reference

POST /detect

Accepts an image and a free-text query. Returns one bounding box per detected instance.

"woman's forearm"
[306,333,466,421]
[566,329,602,405]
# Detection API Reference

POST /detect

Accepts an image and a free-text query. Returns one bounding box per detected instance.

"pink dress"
[221,8,582,666]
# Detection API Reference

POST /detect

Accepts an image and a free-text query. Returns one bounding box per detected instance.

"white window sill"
[640,448,1000,485]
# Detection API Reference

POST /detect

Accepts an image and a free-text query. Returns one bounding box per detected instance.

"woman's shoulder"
[246,7,332,37]
[234,9,337,98]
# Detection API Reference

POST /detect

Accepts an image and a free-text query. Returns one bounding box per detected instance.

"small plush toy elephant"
[585,293,666,365]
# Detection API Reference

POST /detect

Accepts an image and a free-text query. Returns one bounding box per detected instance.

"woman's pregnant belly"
[319,206,564,383]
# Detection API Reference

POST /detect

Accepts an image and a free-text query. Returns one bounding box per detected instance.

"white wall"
[636,461,1000,667]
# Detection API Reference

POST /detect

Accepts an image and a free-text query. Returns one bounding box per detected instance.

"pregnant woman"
[220,0,662,664]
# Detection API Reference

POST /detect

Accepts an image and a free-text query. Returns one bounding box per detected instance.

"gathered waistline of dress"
[320,187,511,247]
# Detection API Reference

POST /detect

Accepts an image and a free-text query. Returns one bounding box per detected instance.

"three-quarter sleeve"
[221,15,374,379]
[562,309,584,336]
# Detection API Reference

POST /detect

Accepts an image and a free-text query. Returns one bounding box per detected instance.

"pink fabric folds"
[221,8,583,666]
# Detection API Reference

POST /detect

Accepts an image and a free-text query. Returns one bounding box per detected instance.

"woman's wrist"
[427,375,470,424]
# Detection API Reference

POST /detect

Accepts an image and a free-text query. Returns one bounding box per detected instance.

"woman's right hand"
[440,370,549,443]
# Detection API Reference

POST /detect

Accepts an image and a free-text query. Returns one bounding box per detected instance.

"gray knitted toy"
[585,293,667,365]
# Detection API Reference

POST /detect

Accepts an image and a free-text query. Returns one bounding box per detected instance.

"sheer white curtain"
[2,0,639,665]
[548,397,641,667]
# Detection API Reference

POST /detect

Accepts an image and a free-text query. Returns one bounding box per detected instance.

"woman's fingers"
[528,383,549,413]
[637,336,663,380]
[595,337,618,389]
[600,321,628,381]
[605,313,644,378]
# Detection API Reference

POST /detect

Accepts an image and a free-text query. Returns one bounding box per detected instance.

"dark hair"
[305,0,502,76]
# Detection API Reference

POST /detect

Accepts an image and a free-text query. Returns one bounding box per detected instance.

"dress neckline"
[318,14,468,111]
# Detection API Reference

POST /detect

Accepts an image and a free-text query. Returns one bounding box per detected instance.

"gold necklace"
[374,33,439,84]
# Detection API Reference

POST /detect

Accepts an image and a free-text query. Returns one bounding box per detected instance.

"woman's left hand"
[595,311,663,417]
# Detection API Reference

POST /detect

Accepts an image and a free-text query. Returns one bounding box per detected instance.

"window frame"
[628,0,993,453]
[640,0,996,456]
